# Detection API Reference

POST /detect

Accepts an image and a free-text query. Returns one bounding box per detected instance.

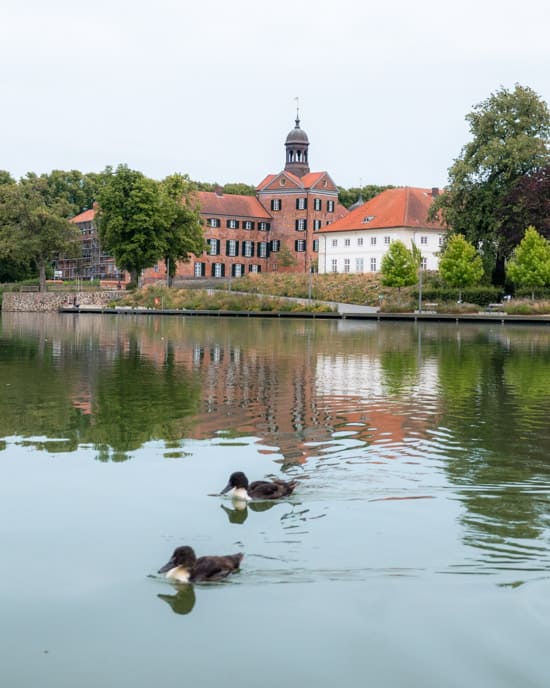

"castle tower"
[284,109,310,178]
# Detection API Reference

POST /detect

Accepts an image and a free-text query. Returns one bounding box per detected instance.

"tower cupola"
[284,108,310,178]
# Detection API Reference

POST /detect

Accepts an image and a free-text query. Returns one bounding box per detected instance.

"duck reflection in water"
[220,499,278,524]
[157,585,196,615]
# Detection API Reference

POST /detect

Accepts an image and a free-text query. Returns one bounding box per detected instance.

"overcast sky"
[1,0,549,191]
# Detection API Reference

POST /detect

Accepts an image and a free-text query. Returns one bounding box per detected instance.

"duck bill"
[220,482,232,495]
[158,558,175,574]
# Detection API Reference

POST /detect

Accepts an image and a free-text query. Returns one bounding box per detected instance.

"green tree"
[338,184,395,208]
[430,84,550,282]
[506,226,550,300]
[381,240,418,289]
[160,174,206,285]
[439,234,484,301]
[0,176,80,290]
[96,165,167,285]
[276,244,297,268]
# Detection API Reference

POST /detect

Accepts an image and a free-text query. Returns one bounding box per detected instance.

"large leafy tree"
[506,226,550,300]
[498,165,550,254]
[0,176,80,290]
[439,234,484,301]
[430,84,550,282]
[96,165,167,285]
[381,240,418,289]
[159,174,205,285]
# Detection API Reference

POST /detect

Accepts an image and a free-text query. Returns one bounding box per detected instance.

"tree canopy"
[498,164,550,254]
[0,175,81,289]
[430,84,550,281]
[381,240,419,289]
[159,174,206,284]
[96,165,167,285]
[438,234,484,301]
[506,226,550,300]
[338,184,395,209]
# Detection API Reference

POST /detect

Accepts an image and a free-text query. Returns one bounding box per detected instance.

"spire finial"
[294,96,300,127]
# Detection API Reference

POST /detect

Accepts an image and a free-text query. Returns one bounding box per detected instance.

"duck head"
[220,471,250,500]
[158,546,197,583]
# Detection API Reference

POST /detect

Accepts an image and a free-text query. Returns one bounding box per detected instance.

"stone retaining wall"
[2,291,125,312]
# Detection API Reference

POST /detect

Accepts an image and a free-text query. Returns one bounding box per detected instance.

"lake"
[1,312,550,687]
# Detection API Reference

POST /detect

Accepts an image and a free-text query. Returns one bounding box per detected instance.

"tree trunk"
[38,262,47,292]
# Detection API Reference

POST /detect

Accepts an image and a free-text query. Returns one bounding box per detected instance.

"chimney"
[214,185,224,197]
[431,187,439,197]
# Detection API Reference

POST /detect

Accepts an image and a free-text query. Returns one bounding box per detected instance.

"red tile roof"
[195,191,272,219]
[257,170,337,192]
[71,208,95,223]
[319,187,445,233]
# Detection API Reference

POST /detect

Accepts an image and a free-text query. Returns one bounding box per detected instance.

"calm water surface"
[1,313,550,687]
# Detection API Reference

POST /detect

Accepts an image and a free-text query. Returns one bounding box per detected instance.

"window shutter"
[266,223,270,231]
[234,241,239,256]
[201,263,205,276]
[226,240,230,254]
[216,239,221,254]
[294,240,299,251]
[295,219,299,231]
[250,242,255,257]
[221,263,225,277]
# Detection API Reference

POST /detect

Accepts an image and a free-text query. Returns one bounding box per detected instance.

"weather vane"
[294,96,300,122]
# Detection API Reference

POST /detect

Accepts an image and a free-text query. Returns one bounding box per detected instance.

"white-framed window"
[331,259,338,273]
[345,238,351,247]
[313,219,321,230]
[357,237,364,246]
[258,241,268,258]
[249,264,260,273]
[213,262,223,277]
[271,240,280,252]
[295,240,306,252]
[313,198,321,211]
[232,264,244,277]
[370,236,377,245]
[331,239,338,247]
[271,199,281,211]
[227,219,238,229]
[370,257,377,271]
[420,235,428,245]
[226,240,238,257]
[295,219,307,231]
[244,221,254,230]
[384,236,391,245]
[327,200,335,212]
[356,257,364,273]
[344,258,350,273]
[421,257,427,270]
[209,239,219,256]
[208,218,220,228]
[438,235,444,246]
[296,197,307,210]
[313,239,319,252]
[194,262,205,277]
[243,240,254,257]
[259,221,269,231]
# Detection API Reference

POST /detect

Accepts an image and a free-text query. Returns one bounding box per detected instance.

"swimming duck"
[158,545,243,584]
[220,471,297,501]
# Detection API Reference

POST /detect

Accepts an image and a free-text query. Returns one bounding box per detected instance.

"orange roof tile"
[71,208,95,223]
[319,187,445,233]
[195,191,272,219]
[257,170,338,192]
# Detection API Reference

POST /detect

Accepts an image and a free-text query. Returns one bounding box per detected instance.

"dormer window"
[363,216,375,223]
